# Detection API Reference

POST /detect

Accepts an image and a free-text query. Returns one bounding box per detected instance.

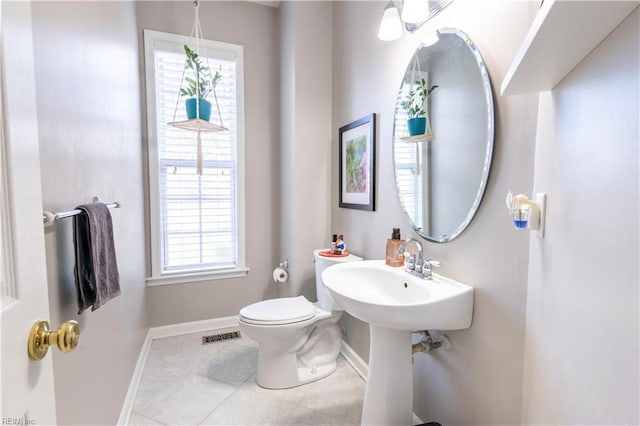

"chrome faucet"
[396,238,423,273]
[395,238,440,279]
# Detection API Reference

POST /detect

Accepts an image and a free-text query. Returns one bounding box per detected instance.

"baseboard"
[117,330,153,425]
[339,341,424,426]
[339,341,368,380]
[412,413,425,425]
[147,316,239,339]
[117,316,239,424]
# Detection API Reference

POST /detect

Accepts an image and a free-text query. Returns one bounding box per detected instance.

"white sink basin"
[321,259,474,426]
[322,259,473,331]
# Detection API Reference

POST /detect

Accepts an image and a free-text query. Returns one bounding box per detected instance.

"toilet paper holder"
[273,259,290,283]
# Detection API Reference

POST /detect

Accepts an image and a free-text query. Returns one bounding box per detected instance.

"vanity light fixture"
[506,191,547,238]
[378,2,404,41]
[377,0,455,41]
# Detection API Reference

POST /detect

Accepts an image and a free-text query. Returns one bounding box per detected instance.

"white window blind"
[144,30,246,284]
[394,89,423,227]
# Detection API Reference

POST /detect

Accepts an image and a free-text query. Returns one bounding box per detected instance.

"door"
[1,0,57,423]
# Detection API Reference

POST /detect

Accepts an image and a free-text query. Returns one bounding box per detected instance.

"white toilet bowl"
[238,250,361,389]
[239,296,342,389]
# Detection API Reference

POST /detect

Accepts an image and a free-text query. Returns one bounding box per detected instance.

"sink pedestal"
[321,260,474,425]
[362,326,413,426]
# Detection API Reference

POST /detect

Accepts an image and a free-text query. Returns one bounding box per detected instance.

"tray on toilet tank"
[318,250,351,258]
[314,249,362,262]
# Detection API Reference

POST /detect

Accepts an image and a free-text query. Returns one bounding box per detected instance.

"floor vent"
[202,331,241,345]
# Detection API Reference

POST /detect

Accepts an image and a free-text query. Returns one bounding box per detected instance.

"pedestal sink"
[322,260,474,426]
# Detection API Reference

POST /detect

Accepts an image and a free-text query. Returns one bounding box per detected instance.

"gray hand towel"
[73,202,120,314]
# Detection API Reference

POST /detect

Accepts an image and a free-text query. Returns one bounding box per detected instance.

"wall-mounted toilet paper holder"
[273,259,290,283]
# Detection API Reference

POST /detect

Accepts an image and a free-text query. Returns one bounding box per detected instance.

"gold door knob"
[28,320,79,361]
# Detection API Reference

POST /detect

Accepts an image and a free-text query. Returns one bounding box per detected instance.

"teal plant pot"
[185,98,212,121]
[407,117,427,136]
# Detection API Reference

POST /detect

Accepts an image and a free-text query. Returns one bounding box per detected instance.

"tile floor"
[128,327,366,425]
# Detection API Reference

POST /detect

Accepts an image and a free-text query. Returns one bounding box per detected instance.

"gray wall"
[31,2,147,424]
[135,1,281,326]
[521,8,639,425]
[331,1,539,424]
[278,1,333,300]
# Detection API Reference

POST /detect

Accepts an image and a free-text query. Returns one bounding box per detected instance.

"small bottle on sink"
[385,228,404,267]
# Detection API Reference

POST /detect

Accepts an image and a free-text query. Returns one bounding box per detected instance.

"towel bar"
[43,197,121,224]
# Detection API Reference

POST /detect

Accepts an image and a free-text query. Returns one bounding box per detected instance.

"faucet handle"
[418,258,440,279]
[425,259,441,268]
[414,258,423,271]
[404,252,416,270]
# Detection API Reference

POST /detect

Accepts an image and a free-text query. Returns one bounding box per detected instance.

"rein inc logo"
[2,417,35,425]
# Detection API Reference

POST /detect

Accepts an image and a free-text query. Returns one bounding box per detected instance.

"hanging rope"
[410,55,421,94]
[196,130,203,175]
[192,0,201,119]
[189,0,224,128]
[409,54,434,140]
[166,0,228,176]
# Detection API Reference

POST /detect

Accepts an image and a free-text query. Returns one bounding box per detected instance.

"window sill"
[146,267,250,287]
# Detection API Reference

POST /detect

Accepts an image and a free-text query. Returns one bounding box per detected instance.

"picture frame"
[339,113,376,211]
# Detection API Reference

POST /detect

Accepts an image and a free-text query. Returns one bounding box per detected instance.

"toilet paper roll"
[273,267,289,283]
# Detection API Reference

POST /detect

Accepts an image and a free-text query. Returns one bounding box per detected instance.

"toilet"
[238,249,362,389]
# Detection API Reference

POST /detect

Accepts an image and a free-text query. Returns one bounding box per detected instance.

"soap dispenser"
[385,228,404,267]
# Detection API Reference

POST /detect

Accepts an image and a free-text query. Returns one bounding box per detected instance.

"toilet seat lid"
[239,296,316,325]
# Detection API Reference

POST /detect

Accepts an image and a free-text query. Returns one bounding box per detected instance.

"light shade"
[378,3,403,41]
[401,0,429,24]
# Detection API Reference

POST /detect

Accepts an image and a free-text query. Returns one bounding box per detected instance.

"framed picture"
[339,113,376,211]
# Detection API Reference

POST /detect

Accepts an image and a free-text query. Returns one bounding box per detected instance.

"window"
[144,30,247,285]
[394,85,424,229]
[394,72,435,234]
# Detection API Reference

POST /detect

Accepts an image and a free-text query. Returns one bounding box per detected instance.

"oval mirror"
[393,28,494,242]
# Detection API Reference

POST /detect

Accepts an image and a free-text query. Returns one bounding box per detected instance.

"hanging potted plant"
[400,78,438,136]
[180,44,221,121]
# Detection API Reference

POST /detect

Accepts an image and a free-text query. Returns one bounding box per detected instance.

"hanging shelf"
[167,0,228,175]
[500,0,639,95]
[399,133,434,143]
[168,118,227,133]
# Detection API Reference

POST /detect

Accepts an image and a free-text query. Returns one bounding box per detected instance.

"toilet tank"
[314,249,362,311]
